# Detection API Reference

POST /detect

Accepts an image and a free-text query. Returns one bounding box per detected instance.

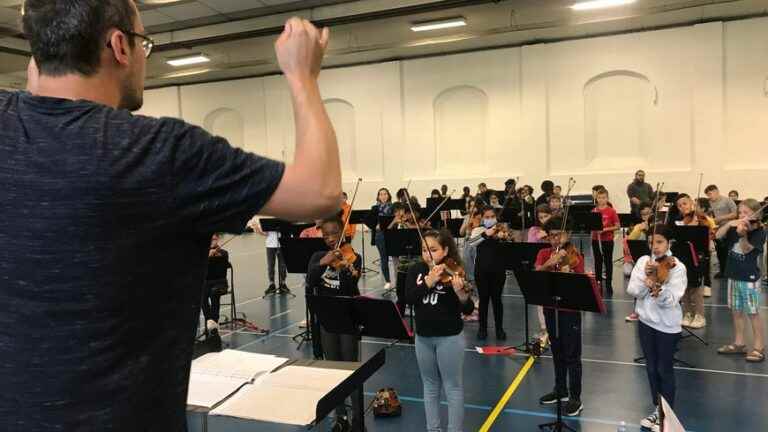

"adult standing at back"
[2,2,340,430]
[706,184,738,278]
[627,170,654,217]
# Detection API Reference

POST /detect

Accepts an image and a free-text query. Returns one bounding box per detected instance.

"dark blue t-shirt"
[0,91,285,431]
[724,226,766,282]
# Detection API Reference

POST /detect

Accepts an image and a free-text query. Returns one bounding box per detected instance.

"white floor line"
[269,310,292,319]
[267,334,768,379]
[502,293,768,310]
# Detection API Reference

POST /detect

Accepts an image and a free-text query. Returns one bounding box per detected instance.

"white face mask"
[482,218,497,229]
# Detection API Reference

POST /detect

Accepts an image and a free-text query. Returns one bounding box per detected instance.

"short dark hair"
[649,224,673,241]
[676,193,691,202]
[23,0,137,76]
[541,180,554,193]
[728,190,739,197]
[320,214,344,230]
[704,184,718,194]
[592,184,605,192]
[639,203,652,212]
[543,216,564,233]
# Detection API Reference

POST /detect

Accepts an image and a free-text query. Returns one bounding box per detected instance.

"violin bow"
[560,177,576,234]
[403,181,435,264]
[336,178,363,250]
[424,189,456,222]
[693,173,704,216]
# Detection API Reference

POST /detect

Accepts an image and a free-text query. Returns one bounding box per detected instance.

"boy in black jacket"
[306,215,362,432]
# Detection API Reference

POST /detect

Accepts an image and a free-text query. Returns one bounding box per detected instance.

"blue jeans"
[415,332,466,432]
[374,231,390,283]
[638,321,680,408]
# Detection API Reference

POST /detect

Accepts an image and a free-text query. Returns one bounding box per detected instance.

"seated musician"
[534,216,585,417]
[626,224,686,432]
[203,233,230,337]
[306,214,362,432]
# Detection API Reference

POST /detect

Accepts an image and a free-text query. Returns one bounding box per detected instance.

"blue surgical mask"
[482,218,497,229]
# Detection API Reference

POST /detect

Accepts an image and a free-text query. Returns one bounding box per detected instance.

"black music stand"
[350,210,378,275]
[500,243,550,354]
[308,296,412,432]
[619,213,640,229]
[384,229,421,329]
[446,218,463,239]
[280,238,329,350]
[571,211,602,254]
[516,270,604,432]
[670,227,710,353]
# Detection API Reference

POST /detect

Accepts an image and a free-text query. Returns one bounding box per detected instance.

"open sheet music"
[187,350,289,409]
[209,366,353,425]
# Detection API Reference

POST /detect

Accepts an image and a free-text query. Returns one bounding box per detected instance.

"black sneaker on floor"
[278,283,291,295]
[330,416,351,432]
[539,391,568,405]
[563,398,583,416]
[496,329,507,340]
[264,284,277,295]
[477,328,488,340]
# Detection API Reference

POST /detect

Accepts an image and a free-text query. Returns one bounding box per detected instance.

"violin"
[329,243,360,277]
[554,242,581,272]
[438,257,467,285]
[645,255,676,297]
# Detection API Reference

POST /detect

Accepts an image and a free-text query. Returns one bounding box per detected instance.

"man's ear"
[107,30,132,66]
[26,57,39,93]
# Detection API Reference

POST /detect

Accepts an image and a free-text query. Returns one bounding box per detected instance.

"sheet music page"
[187,350,289,409]
[209,366,354,425]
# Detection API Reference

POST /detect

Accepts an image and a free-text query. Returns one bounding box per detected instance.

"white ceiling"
[0,0,765,89]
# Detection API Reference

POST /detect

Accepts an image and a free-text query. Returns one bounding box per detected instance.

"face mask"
[482,218,497,229]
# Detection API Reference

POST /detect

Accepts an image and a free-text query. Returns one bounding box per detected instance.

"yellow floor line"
[478,355,536,432]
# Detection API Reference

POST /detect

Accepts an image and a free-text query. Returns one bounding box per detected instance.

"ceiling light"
[411,17,467,32]
[166,54,211,67]
[570,0,636,11]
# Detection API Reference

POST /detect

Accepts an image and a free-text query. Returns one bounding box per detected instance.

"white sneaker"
[384,282,392,290]
[681,313,693,328]
[640,408,660,430]
[206,319,219,332]
[703,286,712,297]
[689,314,706,329]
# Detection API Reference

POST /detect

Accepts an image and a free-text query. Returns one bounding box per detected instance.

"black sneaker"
[330,416,351,432]
[496,329,507,340]
[539,391,568,405]
[563,398,583,416]
[477,328,488,340]
[278,283,291,295]
[264,284,277,295]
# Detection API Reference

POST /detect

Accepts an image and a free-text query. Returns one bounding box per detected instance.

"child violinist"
[626,224,687,432]
[624,203,654,322]
[716,199,766,363]
[406,229,473,432]
[592,188,620,294]
[306,214,363,432]
[534,216,585,417]
[672,194,716,329]
[467,206,509,340]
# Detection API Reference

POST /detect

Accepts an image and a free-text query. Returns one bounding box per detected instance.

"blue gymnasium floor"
[204,233,768,432]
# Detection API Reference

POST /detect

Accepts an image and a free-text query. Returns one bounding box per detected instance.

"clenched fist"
[275,17,330,83]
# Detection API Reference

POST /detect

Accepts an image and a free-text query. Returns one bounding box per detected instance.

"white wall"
[140,18,768,212]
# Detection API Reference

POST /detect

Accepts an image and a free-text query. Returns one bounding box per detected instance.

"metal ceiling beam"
[153,0,501,53]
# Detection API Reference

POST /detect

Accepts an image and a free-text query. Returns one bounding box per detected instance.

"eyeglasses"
[107,29,155,59]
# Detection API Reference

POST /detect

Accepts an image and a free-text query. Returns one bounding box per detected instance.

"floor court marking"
[480,355,535,432]
[502,293,768,310]
[360,392,675,431]
[265,334,768,379]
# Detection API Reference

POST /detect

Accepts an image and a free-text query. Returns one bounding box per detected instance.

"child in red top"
[534,216,585,417]
[592,188,620,294]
